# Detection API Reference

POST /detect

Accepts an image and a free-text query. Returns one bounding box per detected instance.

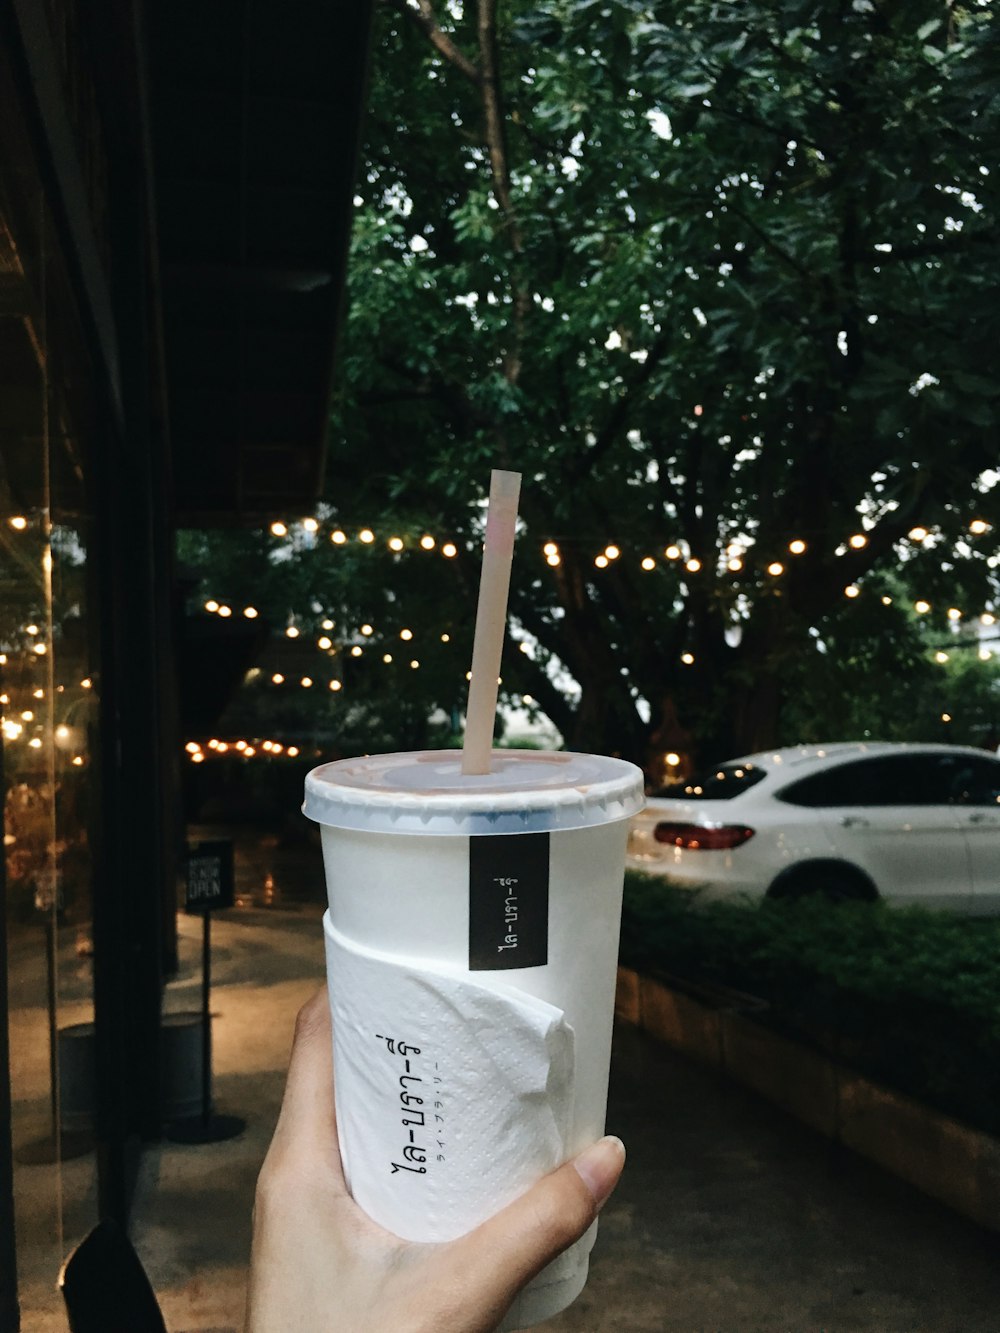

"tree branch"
[387,0,481,84]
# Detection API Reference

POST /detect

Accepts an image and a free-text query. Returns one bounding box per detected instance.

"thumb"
[447,1136,625,1312]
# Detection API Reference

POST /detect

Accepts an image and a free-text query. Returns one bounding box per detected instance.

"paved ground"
[12,824,1000,1329]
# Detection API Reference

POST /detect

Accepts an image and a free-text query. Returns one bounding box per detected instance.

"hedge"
[620,872,1000,1137]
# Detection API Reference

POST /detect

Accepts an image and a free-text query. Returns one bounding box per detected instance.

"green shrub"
[620,872,1000,1135]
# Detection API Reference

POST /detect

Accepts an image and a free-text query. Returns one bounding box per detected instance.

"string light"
[665,545,681,560]
[361,624,373,636]
[72,756,84,766]
[595,554,609,568]
[410,659,420,669]
[441,633,450,642]
[9,516,27,530]
[28,738,42,749]
[270,521,288,537]
[318,637,332,650]
[970,519,989,534]
[546,553,560,566]
[982,613,996,626]
[914,600,931,614]
[605,545,620,560]
[389,537,404,551]
[350,646,363,657]
[685,558,701,573]
[845,585,860,598]
[941,713,952,722]
[302,518,319,533]
[641,557,656,571]
[947,608,961,621]
[331,530,347,545]
[848,534,867,549]
[788,539,806,554]
[359,529,375,543]
[767,562,784,577]
[666,752,681,766]
[543,542,558,556]
[935,651,949,663]
[300,677,313,688]
[420,535,435,550]
[442,543,457,558]
[322,619,335,630]
[271,673,285,684]
[330,679,343,690]
[681,652,695,665]
[382,654,392,663]
[909,526,928,542]
[882,595,893,605]
[244,607,258,618]
[728,558,743,572]
[218,605,232,618]
[33,643,46,654]
[400,629,413,641]
[286,626,300,638]
[26,625,38,635]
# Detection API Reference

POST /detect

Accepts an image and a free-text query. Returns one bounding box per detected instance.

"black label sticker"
[469,833,549,971]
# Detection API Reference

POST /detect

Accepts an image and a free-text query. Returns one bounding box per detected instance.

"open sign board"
[185,840,235,913]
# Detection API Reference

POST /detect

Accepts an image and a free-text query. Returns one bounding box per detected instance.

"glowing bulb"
[546,553,561,566]
[322,619,335,630]
[947,608,961,621]
[218,605,232,618]
[287,746,300,757]
[302,517,319,533]
[666,752,681,766]
[330,679,343,690]
[909,526,928,542]
[641,557,655,571]
[243,606,258,618]
[970,519,989,535]
[442,543,457,558]
[543,542,558,556]
[318,637,332,650]
[522,694,534,704]
[845,585,860,598]
[33,689,44,699]
[935,651,950,663]
[192,750,205,763]
[262,741,273,752]
[272,743,284,754]
[789,539,806,555]
[665,545,681,560]
[767,562,784,577]
[941,713,952,723]
[979,647,992,661]
[728,559,743,572]
[389,537,404,551]
[410,659,420,669]
[244,747,256,758]
[982,613,996,626]
[271,673,285,684]
[235,740,247,751]
[25,625,38,634]
[881,596,893,606]
[595,555,609,568]
[686,558,701,573]
[382,654,393,664]
[441,633,450,643]
[185,741,200,753]
[81,678,92,689]
[361,624,373,636]
[681,652,695,665]
[359,528,375,543]
[400,629,413,641]
[33,643,46,654]
[914,600,931,614]
[286,626,300,638]
[217,742,229,753]
[420,535,435,550]
[9,516,27,530]
[331,530,347,544]
[604,545,620,560]
[270,521,288,537]
[849,533,867,549]
[72,755,84,766]
[20,711,33,721]
[301,677,313,688]
[351,646,362,657]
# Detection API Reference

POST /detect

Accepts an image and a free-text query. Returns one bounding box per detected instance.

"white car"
[626,742,1000,912]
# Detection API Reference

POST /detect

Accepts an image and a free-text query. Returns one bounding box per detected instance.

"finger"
[269,985,345,1184]
[446,1135,625,1309]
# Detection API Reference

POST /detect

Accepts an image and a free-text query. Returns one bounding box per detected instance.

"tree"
[183,0,1000,771]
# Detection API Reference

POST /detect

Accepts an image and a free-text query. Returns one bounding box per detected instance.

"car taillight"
[653,822,755,851]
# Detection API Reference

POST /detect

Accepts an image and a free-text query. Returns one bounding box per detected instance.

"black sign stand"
[165,842,244,1144]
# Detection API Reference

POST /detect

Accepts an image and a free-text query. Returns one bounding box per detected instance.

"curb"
[616,966,1000,1234]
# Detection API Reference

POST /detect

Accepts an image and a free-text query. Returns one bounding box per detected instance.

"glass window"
[663,761,767,801]
[946,755,1000,806]
[777,753,963,808]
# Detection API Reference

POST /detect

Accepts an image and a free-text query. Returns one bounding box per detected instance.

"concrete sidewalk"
[133,904,1000,1332]
[14,863,1000,1329]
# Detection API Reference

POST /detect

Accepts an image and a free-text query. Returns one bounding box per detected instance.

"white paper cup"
[303,748,644,1329]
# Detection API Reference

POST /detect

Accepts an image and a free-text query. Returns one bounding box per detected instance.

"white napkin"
[323,915,576,1245]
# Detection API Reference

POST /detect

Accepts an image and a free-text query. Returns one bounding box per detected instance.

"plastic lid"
[303,749,645,836]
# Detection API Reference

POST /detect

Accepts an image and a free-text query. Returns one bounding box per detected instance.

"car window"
[776,753,968,807]
[947,756,1000,806]
[664,762,767,801]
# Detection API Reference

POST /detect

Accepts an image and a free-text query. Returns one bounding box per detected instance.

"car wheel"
[767,862,877,905]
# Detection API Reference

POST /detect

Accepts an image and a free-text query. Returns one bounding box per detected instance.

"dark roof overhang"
[149,0,373,526]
